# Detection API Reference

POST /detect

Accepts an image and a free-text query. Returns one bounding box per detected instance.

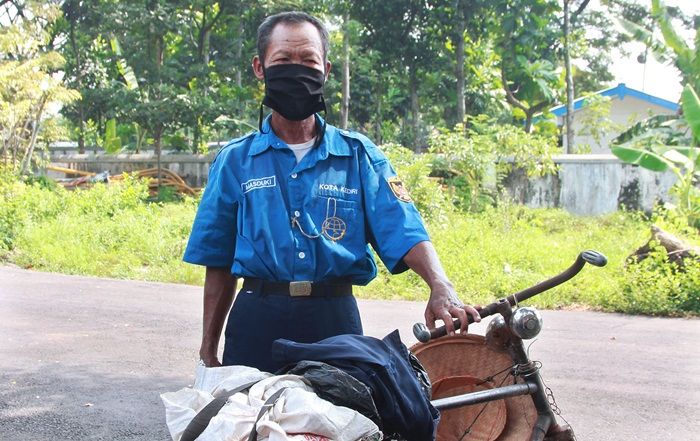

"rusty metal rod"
[431,382,537,411]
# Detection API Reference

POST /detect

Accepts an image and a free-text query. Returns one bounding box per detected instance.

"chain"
[290,216,322,239]
[539,373,577,441]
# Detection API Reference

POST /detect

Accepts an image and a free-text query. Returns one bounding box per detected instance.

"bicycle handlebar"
[413,250,607,343]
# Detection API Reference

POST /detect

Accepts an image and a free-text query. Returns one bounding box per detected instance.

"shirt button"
[291,173,298,179]
[298,252,306,259]
[294,210,300,217]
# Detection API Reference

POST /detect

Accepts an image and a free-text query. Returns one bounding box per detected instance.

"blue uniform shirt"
[183,116,430,285]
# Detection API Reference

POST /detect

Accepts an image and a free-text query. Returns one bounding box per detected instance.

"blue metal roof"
[548,83,679,117]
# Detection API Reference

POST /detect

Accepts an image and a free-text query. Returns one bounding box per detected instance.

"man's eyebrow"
[269,48,292,58]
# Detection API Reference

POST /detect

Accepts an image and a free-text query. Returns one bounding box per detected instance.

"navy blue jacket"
[271,330,439,441]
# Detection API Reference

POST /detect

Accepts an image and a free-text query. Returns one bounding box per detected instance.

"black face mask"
[262,63,326,121]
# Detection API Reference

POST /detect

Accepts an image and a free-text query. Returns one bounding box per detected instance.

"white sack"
[163,366,380,441]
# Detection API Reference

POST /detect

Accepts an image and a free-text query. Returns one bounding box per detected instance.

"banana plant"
[612,85,700,226]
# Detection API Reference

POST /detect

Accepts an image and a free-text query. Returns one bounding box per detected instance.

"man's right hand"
[199,352,222,367]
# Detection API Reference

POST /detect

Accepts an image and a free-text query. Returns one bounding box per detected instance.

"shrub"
[380,142,453,223]
[429,115,559,212]
[606,243,700,315]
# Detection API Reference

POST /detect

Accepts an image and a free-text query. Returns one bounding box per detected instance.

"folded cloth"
[271,330,440,441]
[280,360,382,428]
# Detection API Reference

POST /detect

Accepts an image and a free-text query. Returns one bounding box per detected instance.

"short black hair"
[256,11,330,64]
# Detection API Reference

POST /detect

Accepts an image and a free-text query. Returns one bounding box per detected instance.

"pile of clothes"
[162,330,439,441]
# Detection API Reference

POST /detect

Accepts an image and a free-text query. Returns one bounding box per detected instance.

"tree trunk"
[236,19,243,88]
[564,0,575,153]
[525,111,534,133]
[154,124,163,196]
[20,94,47,175]
[409,64,421,151]
[340,11,350,130]
[455,0,466,126]
[374,76,383,144]
[69,18,86,154]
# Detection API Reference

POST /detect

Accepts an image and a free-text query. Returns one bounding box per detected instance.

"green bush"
[380,142,453,223]
[606,244,700,315]
[1,171,203,284]
[429,116,559,212]
[357,204,672,313]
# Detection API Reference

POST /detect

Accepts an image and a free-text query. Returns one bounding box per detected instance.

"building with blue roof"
[546,83,679,153]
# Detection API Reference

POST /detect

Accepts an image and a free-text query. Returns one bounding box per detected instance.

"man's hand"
[200,267,237,369]
[425,282,481,335]
[403,241,480,334]
[199,353,223,368]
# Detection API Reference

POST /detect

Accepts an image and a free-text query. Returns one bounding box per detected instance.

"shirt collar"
[248,114,352,158]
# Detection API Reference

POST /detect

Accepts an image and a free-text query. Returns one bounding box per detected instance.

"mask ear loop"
[258,103,270,134]
[258,63,270,134]
[312,97,327,148]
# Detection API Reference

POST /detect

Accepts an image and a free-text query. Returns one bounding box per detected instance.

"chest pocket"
[312,196,358,219]
[308,196,360,242]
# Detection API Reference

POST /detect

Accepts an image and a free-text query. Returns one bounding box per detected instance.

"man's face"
[253,22,331,80]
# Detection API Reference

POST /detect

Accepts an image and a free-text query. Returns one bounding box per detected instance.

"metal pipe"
[430,383,537,411]
[529,414,553,441]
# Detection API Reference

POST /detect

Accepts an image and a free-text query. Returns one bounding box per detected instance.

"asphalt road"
[1,265,699,441]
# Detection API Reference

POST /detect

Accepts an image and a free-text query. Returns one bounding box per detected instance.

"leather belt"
[242,278,353,297]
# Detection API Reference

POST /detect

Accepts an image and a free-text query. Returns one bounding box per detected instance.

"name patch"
[241,176,276,194]
[318,183,358,195]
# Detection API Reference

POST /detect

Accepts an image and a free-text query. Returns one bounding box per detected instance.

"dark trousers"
[222,288,363,373]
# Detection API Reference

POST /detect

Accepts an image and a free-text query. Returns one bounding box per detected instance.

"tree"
[561,0,591,152]
[351,0,437,149]
[493,0,562,132]
[0,1,79,174]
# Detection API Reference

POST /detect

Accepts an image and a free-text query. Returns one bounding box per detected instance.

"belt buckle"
[289,281,312,297]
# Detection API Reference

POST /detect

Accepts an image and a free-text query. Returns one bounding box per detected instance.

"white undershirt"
[286,138,315,163]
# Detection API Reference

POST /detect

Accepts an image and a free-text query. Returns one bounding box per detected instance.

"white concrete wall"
[504,154,677,215]
[47,152,215,188]
[48,153,677,216]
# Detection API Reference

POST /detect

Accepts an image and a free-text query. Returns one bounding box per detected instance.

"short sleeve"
[359,144,430,274]
[183,152,238,268]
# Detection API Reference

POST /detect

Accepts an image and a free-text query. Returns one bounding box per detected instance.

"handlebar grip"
[413,302,499,343]
[581,250,607,267]
[413,316,473,343]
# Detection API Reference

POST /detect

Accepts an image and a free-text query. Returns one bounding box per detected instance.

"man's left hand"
[424,283,481,335]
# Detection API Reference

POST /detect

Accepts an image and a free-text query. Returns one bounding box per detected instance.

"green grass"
[2,174,698,316]
[359,206,649,308]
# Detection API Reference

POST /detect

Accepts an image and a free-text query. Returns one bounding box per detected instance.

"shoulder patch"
[387,176,413,202]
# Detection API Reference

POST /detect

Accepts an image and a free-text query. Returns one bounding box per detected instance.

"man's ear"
[252,55,264,80]
[324,60,332,81]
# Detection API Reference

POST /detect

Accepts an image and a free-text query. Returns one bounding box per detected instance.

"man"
[183,11,480,372]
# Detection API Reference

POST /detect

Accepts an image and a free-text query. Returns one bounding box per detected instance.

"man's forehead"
[268,22,323,50]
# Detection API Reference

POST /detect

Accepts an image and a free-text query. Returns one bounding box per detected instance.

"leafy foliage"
[40,0,639,151]
[612,1,700,229]
[429,116,559,211]
[0,2,79,174]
